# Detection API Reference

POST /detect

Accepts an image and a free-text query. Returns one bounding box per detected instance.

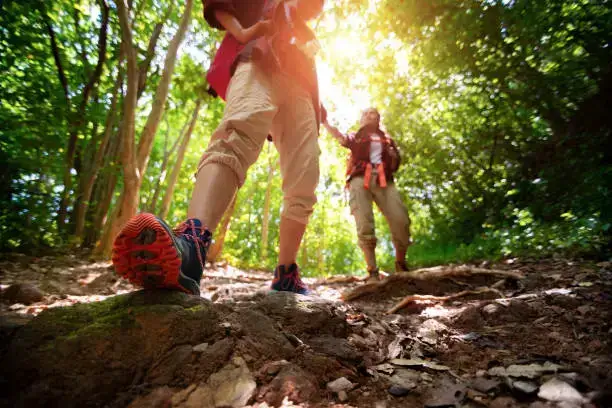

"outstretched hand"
[319,106,348,145]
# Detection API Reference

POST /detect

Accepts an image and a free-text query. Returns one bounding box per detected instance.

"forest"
[2,0,611,275]
[1,1,612,407]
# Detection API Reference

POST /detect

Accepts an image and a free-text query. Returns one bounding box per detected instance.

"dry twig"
[318,275,367,284]
[386,287,504,314]
[342,265,523,301]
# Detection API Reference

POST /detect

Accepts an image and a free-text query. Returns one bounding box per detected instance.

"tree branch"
[386,288,504,314]
[137,5,175,99]
[72,7,90,77]
[80,0,109,116]
[116,0,139,179]
[43,11,70,105]
[137,22,163,98]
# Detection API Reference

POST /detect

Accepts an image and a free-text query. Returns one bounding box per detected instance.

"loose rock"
[488,362,562,379]
[193,343,209,353]
[538,378,585,404]
[257,362,318,406]
[512,380,539,395]
[390,368,419,390]
[482,303,499,314]
[470,377,501,393]
[327,377,354,393]
[2,283,45,305]
[388,385,411,397]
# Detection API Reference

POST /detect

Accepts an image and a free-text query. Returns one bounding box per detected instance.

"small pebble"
[192,343,209,353]
[388,385,411,397]
[482,304,499,314]
[512,380,539,395]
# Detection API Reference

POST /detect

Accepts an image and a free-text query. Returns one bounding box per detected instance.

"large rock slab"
[1,290,223,407]
[0,290,364,408]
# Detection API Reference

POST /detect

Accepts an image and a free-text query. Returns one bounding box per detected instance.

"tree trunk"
[83,105,123,249]
[94,0,139,258]
[74,62,122,241]
[148,115,183,212]
[57,0,110,230]
[84,170,118,248]
[136,0,194,176]
[71,100,99,238]
[95,0,193,258]
[260,145,275,259]
[88,155,121,248]
[206,195,237,264]
[159,99,202,219]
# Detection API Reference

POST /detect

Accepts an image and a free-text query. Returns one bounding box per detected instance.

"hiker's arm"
[322,120,349,147]
[214,10,272,44]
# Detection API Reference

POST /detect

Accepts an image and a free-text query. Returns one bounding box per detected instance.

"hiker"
[112,0,325,296]
[323,107,412,280]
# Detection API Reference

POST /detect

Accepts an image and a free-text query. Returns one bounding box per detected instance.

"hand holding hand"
[255,19,274,37]
[241,19,273,43]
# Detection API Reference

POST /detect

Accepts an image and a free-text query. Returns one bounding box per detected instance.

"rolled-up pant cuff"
[358,238,377,250]
[196,152,245,187]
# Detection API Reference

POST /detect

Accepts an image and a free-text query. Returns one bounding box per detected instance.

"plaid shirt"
[342,127,401,183]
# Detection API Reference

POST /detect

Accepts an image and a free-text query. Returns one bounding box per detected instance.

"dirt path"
[1,253,611,407]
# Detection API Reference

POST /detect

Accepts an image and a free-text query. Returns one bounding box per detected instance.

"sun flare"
[315,17,373,129]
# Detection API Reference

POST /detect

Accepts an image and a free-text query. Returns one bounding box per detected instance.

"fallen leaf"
[390,358,450,371]
[488,362,562,379]
[387,336,404,359]
[372,363,395,374]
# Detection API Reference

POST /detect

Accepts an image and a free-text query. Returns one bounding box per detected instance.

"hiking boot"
[112,213,211,296]
[366,267,380,283]
[271,263,310,295]
[395,260,409,272]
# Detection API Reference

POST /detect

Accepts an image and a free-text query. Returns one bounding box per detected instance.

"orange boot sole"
[111,213,196,294]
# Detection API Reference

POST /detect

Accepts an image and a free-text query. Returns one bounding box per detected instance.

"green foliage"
[1,0,610,272]
[333,0,612,263]
[1,0,70,249]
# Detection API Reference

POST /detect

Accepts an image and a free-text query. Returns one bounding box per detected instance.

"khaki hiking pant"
[196,61,320,225]
[348,174,412,253]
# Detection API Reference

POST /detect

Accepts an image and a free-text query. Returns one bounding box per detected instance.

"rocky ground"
[0,252,611,408]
